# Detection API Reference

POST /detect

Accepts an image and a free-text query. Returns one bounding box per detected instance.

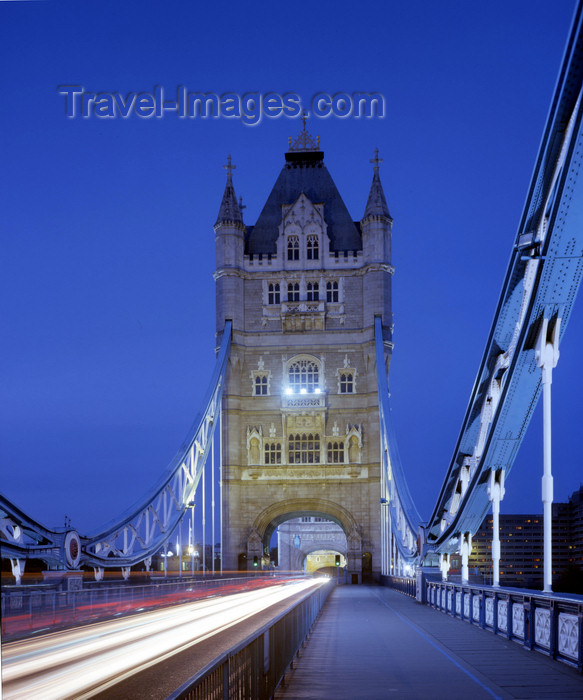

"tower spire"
[363,148,391,220]
[215,154,243,225]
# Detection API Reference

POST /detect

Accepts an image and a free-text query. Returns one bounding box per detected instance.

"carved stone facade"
[214,131,393,582]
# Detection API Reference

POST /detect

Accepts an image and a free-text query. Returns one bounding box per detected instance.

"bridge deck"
[275,585,583,700]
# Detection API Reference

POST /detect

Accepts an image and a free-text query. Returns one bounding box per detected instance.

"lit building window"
[289,433,320,464]
[288,358,319,393]
[307,282,319,302]
[326,281,339,303]
[268,283,280,304]
[307,235,319,260]
[287,236,299,261]
[327,441,344,463]
[265,442,282,464]
[287,282,300,302]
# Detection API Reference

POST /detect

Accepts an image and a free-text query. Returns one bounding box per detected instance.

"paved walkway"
[275,585,583,700]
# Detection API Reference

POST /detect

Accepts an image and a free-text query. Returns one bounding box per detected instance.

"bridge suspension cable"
[424,3,583,561]
[375,316,422,571]
[0,322,232,581]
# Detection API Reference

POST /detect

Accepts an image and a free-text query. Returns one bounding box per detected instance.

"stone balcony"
[281,301,325,331]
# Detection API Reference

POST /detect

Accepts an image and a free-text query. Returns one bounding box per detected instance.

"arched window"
[307,235,319,260]
[287,282,300,302]
[287,236,299,261]
[326,281,339,303]
[288,358,320,393]
[265,442,282,464]
[339,373,353,394]
[254,375,268,395]
[307,282,319,302]
[327,441,345,463]
[289,433,320,464]
[268,283,280,305]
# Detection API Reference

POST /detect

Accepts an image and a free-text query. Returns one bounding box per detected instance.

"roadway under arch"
[247,498,363,580]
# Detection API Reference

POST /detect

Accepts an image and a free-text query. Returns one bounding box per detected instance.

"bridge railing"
[426,579,583,671]
[381,574,417,598]
[167,579,333,700]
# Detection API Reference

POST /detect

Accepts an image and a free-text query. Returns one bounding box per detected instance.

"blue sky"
[1,0,581,536]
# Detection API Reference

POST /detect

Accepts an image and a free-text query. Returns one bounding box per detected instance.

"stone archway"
[301,542,346,574]
[247,498,363,581]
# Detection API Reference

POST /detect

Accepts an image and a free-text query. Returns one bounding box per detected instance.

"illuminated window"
[268,283,280,304]
[307,235,319,260]
[326,281,339,303]
[287,282,300,302]
[265,442,282,464]
[289,433,320,464]
[307,282,319,301]
[288,358,320,393]
[327,441,344,463]
[287,236,299,261]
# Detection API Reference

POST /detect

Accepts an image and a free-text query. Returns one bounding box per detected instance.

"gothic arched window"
[265,442,282,464]
[287,282,300,302]
[289,433,320,464]
[307,282,319,302]
[326,281,339,303]
[307,235,319,260]
[254,375,268,395]
[268,283,280,305]
[288,358,320,393]
[339,373,354,394]
[287,236,300,261]
[327,441,345,463]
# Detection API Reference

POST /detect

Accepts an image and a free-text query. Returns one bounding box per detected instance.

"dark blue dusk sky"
[1,0,581,535]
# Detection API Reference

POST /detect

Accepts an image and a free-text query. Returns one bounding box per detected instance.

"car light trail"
[2,578,325,700]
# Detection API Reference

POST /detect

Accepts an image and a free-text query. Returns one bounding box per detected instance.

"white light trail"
[2,578,325,699]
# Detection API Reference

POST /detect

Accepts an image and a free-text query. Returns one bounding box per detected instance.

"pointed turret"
[362,149,391,221]
[361,149,393,266]
[215,154,243,226]
[214,155,245,332]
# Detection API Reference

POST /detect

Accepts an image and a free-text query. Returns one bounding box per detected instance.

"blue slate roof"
[245,150,362,255]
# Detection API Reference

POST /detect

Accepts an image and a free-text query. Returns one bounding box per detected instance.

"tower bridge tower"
[214,128,393,582]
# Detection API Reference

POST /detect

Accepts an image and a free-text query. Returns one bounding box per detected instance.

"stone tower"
[214,128,393,582]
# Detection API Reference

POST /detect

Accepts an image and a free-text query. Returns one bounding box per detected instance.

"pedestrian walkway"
[275,585,583,700]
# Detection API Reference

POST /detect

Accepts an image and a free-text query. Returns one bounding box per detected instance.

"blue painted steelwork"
[375,316,421,564]
[425,3,583,553]
[0,495,75,569]
[3,5,583,582]
[0,322,232,574]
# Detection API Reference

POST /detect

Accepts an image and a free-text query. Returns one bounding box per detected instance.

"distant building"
[469,494,580,589]
[568,485,583,571]
[277,517,347,571]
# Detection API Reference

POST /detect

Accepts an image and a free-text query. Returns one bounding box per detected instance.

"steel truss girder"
[375,317,422,565]
[0,494,69,568]
[426,3,583,553]
[0,322,232,571]
[81,321,232,567]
